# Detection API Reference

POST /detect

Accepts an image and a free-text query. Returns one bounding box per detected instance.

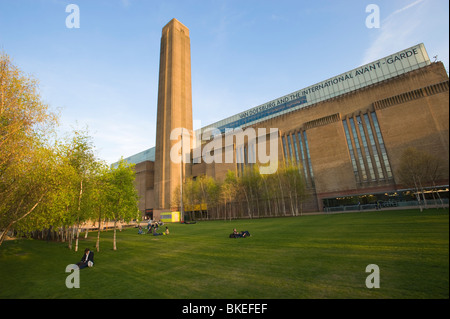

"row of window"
[280,111,393,186]
[343,112,392,183]
[196,111,393,186]
[236,143,254,176]
[281,131,315,187]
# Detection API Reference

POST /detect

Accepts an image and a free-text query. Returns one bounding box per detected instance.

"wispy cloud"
[389,0,425,16]
[361,0,427,65]
[270,14,288,22]
[120,0,131,8]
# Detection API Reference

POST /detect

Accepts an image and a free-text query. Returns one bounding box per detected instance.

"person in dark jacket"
[76,248,94,269]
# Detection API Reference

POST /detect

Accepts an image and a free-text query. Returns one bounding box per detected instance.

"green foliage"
[1,53,60,245]
[0,53,139,249]
[104,158,140,224]
[175,162,308,220]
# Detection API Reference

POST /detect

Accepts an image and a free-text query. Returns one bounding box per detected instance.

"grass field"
[0,209,448,299]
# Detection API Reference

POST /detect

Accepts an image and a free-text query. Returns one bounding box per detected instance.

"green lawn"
[0,209,448,299]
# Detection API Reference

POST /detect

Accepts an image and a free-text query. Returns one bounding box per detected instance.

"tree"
[173,177,199,221]
[0,53,57,172]
[204,176,221,219]
[0,53,59,246]
[0,143,69,245]
[14,140,79,242]
[104,159,139,250]
[396,147,445,211]
[239,166,262,218]
[1,52,142,248]
[87,162,110,252]
[63,129,97,251]
[221,171,238,220]
[279,161,307,216]
[171,162,309,220]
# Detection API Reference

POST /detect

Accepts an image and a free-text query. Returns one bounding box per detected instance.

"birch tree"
[397,147,445,211]
[221,171,238,220]
[105,159,139,250]
[0,53,59,246]
[65,130,97,251]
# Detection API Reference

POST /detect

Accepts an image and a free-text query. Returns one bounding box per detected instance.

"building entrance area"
[323,187,449,212]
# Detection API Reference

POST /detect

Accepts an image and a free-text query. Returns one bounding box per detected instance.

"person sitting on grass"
[152,227,163,236]
[148,223,157,234]
[76,248,94,269]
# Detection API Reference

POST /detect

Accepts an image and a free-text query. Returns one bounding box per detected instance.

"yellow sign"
[171,211,180,222]
[161,211,180,223]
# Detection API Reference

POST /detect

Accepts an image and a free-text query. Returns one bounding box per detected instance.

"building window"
[244,145,248,165]
[343,120,360,183]
[287,134,295,164]
[370,112,393,179]
[292,133,300,165]
[349,118,368,181]
[282,135,289,161]
[237,146,245,176]
[281,131,314,187]
[297,132,309,182]
[343,112,394,184]
[363,114,385,180]
[249,141,256,167]
[356,115,376,181]
[303,131,314,182]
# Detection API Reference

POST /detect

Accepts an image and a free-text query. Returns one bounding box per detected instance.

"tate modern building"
[116,19,449,218]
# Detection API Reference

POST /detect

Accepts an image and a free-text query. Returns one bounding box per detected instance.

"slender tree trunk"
[96,210,102,252]
[75,221,80,252]
[277,174,286,216]
[60,227,65,242]
[96,225,101,252]
[113,219,117,251]
[242,188,252,219]
[413,177,423,212]
[433,182,445,209]
[418,179,427,208]
[255,192,260,218]
[68,227,73,250]
[74,179,83,252]
[263,179,272,217]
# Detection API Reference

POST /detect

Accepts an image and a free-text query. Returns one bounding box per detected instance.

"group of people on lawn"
[75,224,250,270]
[137,220,169,236]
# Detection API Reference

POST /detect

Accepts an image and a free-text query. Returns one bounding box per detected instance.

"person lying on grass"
[230,228,251,238]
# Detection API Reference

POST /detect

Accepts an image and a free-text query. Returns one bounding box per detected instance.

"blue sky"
[0,0,448,164]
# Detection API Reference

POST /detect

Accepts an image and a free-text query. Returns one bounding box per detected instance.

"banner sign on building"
[201,43,430,134]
